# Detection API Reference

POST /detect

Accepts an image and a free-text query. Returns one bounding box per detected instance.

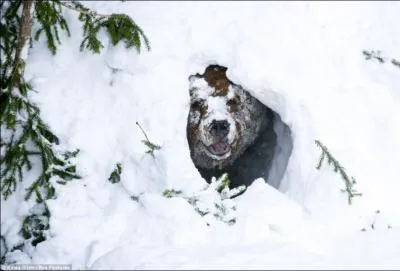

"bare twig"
[136,122,151,143]
[136,122,161,156]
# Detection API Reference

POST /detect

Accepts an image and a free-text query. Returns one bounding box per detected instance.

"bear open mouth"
[208,141,230,156]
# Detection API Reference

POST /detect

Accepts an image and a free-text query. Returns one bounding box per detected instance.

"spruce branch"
[1,1,81,203]
[0,99,81,201]
[21,202,50,247]
[136,122,161,156]
[34,0,70,55]
[363,50,400,69]
[164,174,246,225]
[362,50,385,63]
[315,140,362,205]
[1,0,149,250]
[60,1,150,54]
[216,173,230,192]
[108,162,122,184]
[162,189,182,198]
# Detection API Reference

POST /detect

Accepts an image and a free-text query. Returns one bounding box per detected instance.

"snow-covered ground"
[2,1,400,269]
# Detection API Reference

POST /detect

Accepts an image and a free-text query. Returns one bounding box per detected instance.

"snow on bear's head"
[187,64,270,170]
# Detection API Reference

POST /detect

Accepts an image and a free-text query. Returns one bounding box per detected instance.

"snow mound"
[1,1,400,269]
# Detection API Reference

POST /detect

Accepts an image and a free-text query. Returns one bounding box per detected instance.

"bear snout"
[209,120,230,139]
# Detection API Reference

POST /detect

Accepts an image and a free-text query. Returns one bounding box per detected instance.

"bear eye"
[227,98,239,107]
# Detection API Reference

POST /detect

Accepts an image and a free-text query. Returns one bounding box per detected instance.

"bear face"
[187,65,276,187]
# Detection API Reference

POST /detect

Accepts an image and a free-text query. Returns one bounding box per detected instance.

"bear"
[186,64,277,188]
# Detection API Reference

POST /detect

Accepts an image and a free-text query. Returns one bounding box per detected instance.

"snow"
[1,1,400,269]
[189,76,238,151]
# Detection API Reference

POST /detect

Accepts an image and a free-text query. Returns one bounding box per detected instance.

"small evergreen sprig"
[162,189,182,198]
[108,162,122,184]
[362,50,385,63]
[362,50,400,69]
[163,173,246,225]
[315,140,362,205]
[136,122,161,156]
[21,202,50,247]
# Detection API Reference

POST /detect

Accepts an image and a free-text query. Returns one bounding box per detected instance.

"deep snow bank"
[1,1,400,269]
[24,2,323,201]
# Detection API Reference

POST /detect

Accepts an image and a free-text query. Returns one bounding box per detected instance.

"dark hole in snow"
[187,64,293,190]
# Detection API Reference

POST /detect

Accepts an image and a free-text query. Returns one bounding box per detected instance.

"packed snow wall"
[10,2,399,231]
[224,71,318,204]
[185,57,320,203]
[2,2,400,268]
[184,63,308,198]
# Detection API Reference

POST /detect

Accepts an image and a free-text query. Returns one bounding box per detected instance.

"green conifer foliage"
[34,0,71,55]
[363,50,400,69]
[163,174,246,225]
[21,203,50,247]
[1,1,81,202]
[108,163,123,184]
[61,1,150,54]
[315,140,362,205]
[1,0,150,250]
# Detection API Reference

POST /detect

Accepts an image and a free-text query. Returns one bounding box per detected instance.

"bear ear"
[206,64,227,73]
[188,73,202,82]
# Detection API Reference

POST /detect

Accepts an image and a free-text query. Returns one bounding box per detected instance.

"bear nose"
[209,120,230,138]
